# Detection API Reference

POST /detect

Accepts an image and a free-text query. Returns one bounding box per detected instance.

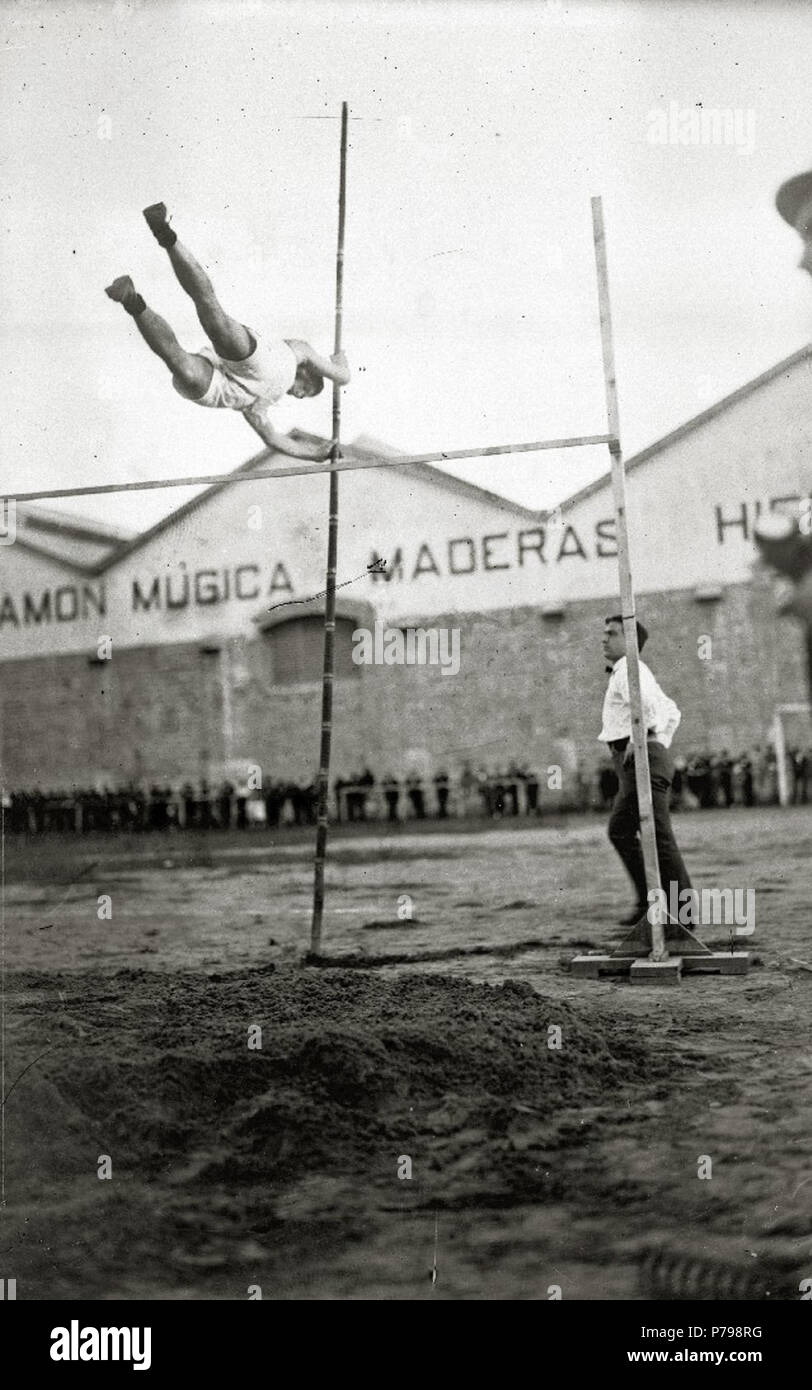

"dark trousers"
[608,742,692,907]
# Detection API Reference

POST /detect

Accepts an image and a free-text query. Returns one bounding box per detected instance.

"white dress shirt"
[598,656,681,748]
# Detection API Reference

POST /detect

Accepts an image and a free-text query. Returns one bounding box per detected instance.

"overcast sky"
[2,0,811,533]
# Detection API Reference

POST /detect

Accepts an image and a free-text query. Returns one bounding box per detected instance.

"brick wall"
[0,579,806,793]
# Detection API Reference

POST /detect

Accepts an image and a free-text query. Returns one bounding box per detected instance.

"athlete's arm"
[287,340,351,385]
[243,407,336,461]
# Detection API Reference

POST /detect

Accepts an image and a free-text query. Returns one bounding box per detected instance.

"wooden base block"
[630,956,683,985]
[570,954,604,978]
[569,950,749,983]
[681,951,750,976]
[570,954,633,978]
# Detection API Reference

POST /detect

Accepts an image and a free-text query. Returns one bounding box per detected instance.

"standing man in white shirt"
[599,615,694,926]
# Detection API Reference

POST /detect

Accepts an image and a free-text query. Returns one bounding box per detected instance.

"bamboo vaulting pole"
[310,101,349,956]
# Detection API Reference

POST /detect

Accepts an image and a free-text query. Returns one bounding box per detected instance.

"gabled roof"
[349,345,812,523]
[348,433,540,519]
[5,505,133,574]
[92,431,539,575]
[91,446,274,574]
[555,341,812,518]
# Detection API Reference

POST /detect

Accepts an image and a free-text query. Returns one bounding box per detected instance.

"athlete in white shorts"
[105,203,350,461]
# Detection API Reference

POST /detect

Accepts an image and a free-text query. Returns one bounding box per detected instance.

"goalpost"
[771,702,812,806]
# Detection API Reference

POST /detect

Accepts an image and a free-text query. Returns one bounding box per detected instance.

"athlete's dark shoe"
[143,202,177,248]
[105,275,135,302]
[105,276,145,316]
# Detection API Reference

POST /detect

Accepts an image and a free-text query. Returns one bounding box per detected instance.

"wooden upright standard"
[571,199,748,984]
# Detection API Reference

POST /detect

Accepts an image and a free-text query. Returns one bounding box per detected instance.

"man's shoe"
[105,276,145,316]
[105,274,135,303]
[143,202,177,248]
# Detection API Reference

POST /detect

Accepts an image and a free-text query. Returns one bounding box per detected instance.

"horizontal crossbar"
[8,433,614,503]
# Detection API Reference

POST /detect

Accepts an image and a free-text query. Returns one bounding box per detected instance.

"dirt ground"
[2,806,811,1300]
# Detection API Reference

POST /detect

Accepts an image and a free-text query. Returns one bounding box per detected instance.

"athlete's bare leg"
[167,241,254,361]
[135,303,214,398]
[142,201,253,361]
[105,276,212,399]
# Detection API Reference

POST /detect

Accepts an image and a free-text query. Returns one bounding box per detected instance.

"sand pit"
[3,808,811,1299]
[4,965,676,1299]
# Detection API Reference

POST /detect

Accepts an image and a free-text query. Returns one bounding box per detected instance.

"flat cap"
[775,169,812,227]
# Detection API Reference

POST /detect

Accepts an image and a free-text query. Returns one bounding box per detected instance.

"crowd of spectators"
[670,745,810,809]
[1,777,319,835]
[3,743,808,835]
